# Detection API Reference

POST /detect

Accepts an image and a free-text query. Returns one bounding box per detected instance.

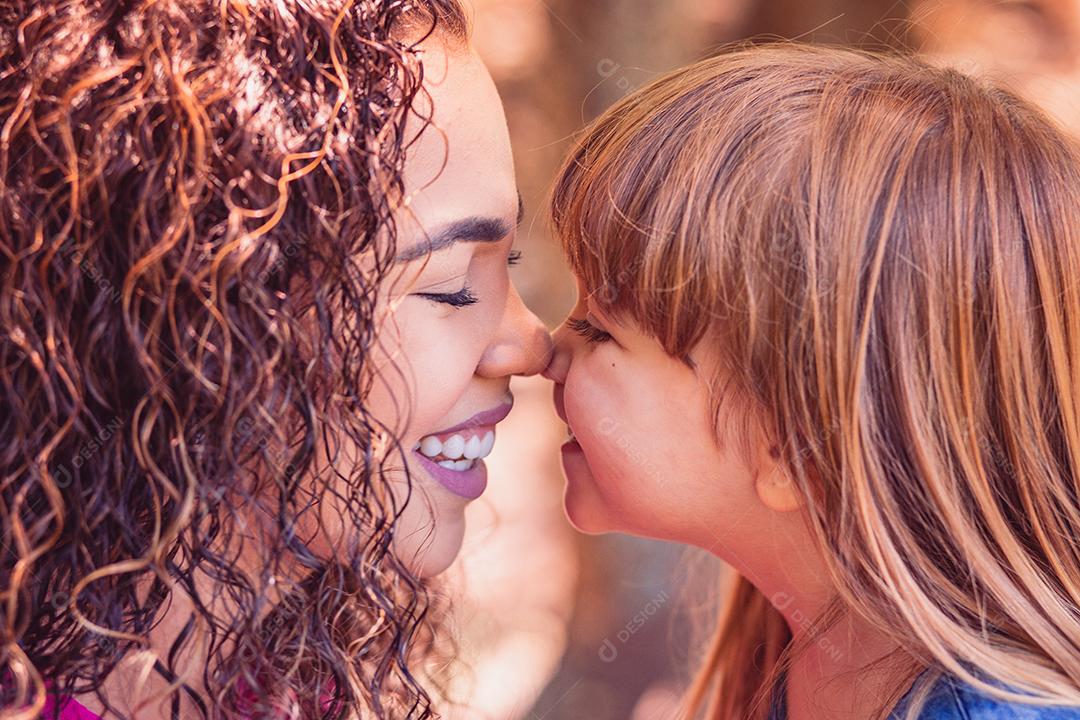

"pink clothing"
[41,695,100,720]
[38,682,332,718]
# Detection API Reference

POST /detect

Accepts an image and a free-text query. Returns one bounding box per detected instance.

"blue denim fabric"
[768,670,1080,719]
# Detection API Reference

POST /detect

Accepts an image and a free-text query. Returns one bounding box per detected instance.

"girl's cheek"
[566,362,613,442]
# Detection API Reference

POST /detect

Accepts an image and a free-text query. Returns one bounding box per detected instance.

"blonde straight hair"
[551,44,1080,720]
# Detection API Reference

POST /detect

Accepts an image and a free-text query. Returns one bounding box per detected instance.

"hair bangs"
[550,90,729,361]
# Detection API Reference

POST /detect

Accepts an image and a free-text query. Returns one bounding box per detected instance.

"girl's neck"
[743,513,923,720]
[782,609,923,720]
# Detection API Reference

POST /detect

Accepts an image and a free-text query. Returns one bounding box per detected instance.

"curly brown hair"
[0,0,467,717]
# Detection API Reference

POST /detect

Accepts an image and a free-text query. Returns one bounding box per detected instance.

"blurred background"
[441,1,1080,719]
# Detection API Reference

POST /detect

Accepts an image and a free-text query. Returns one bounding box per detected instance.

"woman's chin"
[384,455,486,577]
[394,512,466,577]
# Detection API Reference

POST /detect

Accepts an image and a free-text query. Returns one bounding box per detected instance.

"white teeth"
[416,430,496,463]
[436,458,475,472]
[441,434,465,459]
[420,436,442,458]
[567,426,576,442]
[463,435,482,460]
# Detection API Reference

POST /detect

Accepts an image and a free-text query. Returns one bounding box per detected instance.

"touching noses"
[541,320,572,385]
[477,284,553,378]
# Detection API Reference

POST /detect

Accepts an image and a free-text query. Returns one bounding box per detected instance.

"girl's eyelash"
[508,250,523,267]
[568,317,612,344]
[417,286,479,308]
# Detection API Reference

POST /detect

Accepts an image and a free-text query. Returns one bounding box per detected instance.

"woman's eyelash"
[508,250,523,267]
[568,317,612,344]
[417,286,479,308]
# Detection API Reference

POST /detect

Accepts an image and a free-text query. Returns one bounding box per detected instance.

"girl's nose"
[477,284,553,379]
[541,321,573,385]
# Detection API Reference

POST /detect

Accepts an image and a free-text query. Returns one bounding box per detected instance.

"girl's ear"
[753,444,805,513]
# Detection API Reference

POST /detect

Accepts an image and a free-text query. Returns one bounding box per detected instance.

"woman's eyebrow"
[395,194,524,263]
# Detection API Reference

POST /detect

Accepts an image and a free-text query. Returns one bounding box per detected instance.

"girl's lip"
[552,384,567,425]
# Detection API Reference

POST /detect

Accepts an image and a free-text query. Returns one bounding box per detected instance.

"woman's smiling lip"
[414,453,490,500]
[411,398,514,501]
[428,399,514,436]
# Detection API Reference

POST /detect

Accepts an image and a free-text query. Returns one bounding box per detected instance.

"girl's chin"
[559,440,614,535]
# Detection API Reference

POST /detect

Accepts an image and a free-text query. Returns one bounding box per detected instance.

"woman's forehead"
[397,44,517,254]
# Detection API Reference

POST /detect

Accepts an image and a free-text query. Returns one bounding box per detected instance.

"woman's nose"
[477,284,553,379]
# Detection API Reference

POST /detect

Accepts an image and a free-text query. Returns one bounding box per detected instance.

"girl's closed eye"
[568,316,612,344]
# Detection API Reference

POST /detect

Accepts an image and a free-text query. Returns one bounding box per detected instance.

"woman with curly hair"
[0,0,551,717]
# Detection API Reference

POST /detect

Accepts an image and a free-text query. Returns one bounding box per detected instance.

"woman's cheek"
[402,327,477,419]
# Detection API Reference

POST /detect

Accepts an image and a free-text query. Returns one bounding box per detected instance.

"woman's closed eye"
[411,248,522,309]
[417,285,479,308]
[568,317,612,344]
